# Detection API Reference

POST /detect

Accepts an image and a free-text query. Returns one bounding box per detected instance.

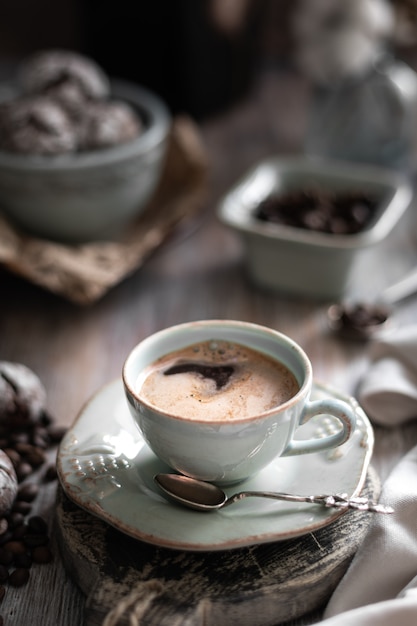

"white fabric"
[315,325,417,625]
[358,326,417,425]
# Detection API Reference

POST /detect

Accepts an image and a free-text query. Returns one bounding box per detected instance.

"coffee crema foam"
[137,340,299,421]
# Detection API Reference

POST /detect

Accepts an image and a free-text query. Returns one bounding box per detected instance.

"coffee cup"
[122,320,357,485]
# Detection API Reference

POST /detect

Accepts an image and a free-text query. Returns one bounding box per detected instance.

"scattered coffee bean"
[15,463,32,482]
[329,302,390,335]
[31,546,53,564]
[340,303,388,328]
[27,516,48,535]
[11,501,32,516]
[4,541,26,556]
[7,512,25,529]
[254,189,378,235]
[8,567,30,587]
[24,533,49,549]
[13,553,32,569]
[11,525,27,541]
[17,483,39,503]
[0,549,13,567]
[0,362,67,602]
[0,567,8,584]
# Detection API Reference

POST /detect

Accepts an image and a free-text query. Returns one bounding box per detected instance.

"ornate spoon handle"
[307,493,394,514]
[226,491,394,514]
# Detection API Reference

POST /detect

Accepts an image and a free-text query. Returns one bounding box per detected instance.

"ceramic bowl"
[0,79,171,242]
[217,157,412,299]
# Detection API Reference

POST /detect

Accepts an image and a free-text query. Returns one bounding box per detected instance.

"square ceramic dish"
[217,157,412,298]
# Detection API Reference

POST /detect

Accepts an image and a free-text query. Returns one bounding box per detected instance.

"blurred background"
[0,0,295,120]
[2,1,417,170]
[1,1,417,118]
[2,1,417,157]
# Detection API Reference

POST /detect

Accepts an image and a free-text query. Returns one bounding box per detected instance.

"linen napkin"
[357,325,417,426]
[318,325,417,625]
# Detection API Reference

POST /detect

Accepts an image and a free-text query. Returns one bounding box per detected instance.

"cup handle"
[282,398,357,456]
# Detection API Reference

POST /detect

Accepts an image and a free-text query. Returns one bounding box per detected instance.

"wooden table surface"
[1,66,417,625]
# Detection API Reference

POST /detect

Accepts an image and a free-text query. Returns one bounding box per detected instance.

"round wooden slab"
[54,468,380,626]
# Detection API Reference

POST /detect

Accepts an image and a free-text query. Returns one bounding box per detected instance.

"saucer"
[57,379,374,551]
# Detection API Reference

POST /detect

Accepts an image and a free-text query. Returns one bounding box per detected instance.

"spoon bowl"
[154,473,394,514]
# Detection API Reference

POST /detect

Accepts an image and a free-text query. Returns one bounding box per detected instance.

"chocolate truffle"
[0,361,47,427]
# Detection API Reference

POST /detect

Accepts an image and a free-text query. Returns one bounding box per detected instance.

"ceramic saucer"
[57,379,374,551]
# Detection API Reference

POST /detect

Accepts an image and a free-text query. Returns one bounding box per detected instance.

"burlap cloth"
[0,116,208,305]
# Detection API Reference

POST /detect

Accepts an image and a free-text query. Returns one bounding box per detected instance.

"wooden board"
[54,468,380,626]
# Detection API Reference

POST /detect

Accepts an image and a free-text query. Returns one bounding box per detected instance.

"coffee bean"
[0,549,12,567]
[7,512,25,530]
[0,364,60,599]
[13,553,32,569]
[255,189,377,235]
[345,304,388,328]
[24,533,49,549]
[17,483,39,503]
[27,451,46,468]
[4,541,26,556]
[0,531,13,546]
[31,546,53,564]
[15,463,32,482]
[27,516,48,535]
[14,442,31,455]
[11,501,32,516]
[11,525,27,541]
[12,436,30,449]
[0,566,8,584]
[8,567,29,587]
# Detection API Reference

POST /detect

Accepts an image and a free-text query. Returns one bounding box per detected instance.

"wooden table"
[1,66,417,625]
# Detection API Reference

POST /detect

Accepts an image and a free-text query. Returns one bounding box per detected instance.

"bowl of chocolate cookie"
[0,49,171,242]
[218,156,412,298]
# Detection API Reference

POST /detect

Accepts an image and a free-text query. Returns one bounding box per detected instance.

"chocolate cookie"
[0,450,18,517]
[0,96,77,155]
[18,49,110,104]
[78,100,142,150]
[0,362,47,427]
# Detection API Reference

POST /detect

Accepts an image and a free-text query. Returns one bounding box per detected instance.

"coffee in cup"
[123,320,357,485]
[137,339,300,421]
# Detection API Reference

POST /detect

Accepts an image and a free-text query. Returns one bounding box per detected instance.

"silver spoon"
[327,265,417,340]
[154,473,394,514]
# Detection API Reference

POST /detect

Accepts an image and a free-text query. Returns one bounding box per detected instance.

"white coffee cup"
[123,320,357,485]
